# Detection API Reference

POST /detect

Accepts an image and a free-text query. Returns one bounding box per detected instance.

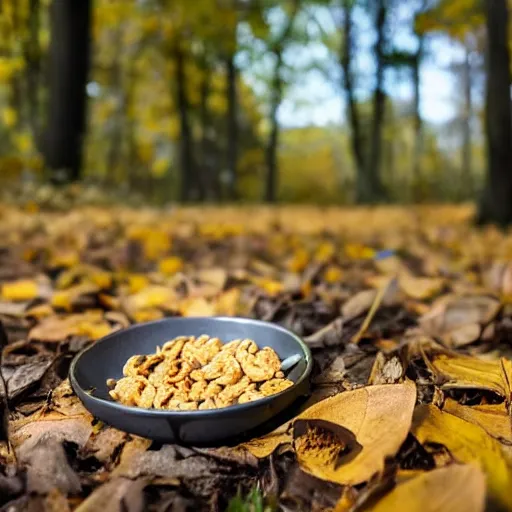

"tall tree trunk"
[226,53,238,200]
[25,0,41,142]
[461,44,473,197]
[412,36,423,189]
[45,0,92,183]
[264,0,300,203]
[363,0,387,203]
[265,49,284,203]
[199,64,219,200]
[477,0,512,225]
[340,0,365,198]
[174,43,198,202]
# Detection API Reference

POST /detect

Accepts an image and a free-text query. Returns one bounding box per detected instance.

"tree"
[264,0,301,203]
[44,0,92,183]
[477,0,512,225]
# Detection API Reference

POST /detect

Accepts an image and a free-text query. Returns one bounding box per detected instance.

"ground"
[0,204,510,511]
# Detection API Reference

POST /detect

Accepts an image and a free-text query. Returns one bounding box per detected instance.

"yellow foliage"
[2,279,39,301]
[158,256,183,275]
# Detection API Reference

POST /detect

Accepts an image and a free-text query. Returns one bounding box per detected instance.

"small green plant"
[226,487,275,512]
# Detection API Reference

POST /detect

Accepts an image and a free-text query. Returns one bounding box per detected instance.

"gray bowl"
[70,317,312,445]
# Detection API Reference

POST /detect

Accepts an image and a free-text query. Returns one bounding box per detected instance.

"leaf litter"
[1,204,512,510]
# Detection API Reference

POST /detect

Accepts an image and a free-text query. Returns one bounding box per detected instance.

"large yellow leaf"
[412,405,512,509]
[367,464,485,512]
[294,382,416,485]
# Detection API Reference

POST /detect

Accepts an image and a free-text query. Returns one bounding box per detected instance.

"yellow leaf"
[158,256,183,276]
[126,274,149,294]
[324,265,343,283]
[294,382,416,485]
[143,231,171,261]
[314,241,335,263]
[430,354,507,397]
[126,286,176,311]
[254,277,284,297]
[443,398,512,442]
[50,251,80,268]
[367,464,485,512]
[2,279,39,301]
[286,248,309,273]
[399,274,444,300]
[214,288,241,316]
[132,309,164,323]
[180,297,215,317]
[412,404,512,509]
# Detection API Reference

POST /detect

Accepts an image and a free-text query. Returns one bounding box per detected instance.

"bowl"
[70,316,313,445]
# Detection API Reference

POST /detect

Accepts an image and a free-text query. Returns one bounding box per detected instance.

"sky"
[245,3,473,129]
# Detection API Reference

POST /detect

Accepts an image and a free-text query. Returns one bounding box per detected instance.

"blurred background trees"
[0,0,509,211]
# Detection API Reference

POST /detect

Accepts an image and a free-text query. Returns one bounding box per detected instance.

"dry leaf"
[124,285,176,312]
[399,274,444,300]
[412,404,512,509]
[294,381,416,485]
[179,297,216,317]
[443,398,512,442]
[1,279,39,301]
[367,464,485,512]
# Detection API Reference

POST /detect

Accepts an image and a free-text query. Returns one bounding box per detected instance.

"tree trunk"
[412,36,423,188]
[341,0,365,185]
[174,43,199,202]
[226,53,238,200]
[477,0,512,225]
[264,0,300,203]
[265,49,283,203]
[25,0,41,142]
[461,45,473,197]
[44,0,92,183]
[363,0,387,203]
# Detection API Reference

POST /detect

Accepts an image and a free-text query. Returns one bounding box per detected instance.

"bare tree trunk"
[364,0,387,203]
[226,53,238,200]
[25,0,41,142]
[174,43,200,202]
[412,36,424,187]
[264,0,300,203]
[265,49,283,203]
[461,44,473,197]
[341,0,365,183]
[45,0,92,183]
[477,0,512,225]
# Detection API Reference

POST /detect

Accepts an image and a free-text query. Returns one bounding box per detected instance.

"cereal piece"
[106,378,117,388]
[122,355,147,377]
[203,381,222,399]
[178,401,198,411]
[109,376,155,408]
[238,389,264,403]
[182,335,222,365]
[198,398,216,410]
[197,353,243,385]
[166,361,195,383]
[275,371,285,379]
[161,336,189,361]
[259,378,293,396]
[189,380,207,401]
[148,358,180,386]
[220,339,242,355]
[236,342,281,382]
[216,376,253,407]
[153,385,175,409]
[137,353,165,376]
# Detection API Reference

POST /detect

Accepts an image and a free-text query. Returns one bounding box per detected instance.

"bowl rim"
[69,316,313,419]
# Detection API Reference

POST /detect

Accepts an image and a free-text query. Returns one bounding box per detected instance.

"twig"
[351,277,397,344]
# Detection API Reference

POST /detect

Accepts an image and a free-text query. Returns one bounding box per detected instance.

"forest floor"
[0,203,511,511]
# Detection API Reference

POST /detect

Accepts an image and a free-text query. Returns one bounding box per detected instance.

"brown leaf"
[366,464,485,512]
[75,477,146,512]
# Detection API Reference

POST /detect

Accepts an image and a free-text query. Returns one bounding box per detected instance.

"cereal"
[107,335,294,410]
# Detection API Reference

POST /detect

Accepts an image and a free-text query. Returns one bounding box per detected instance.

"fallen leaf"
[75,477,146,512]
[398,274,444,300]
[214,287,241,316]
[429,353,507,396]
[179,297,216,317]
[442,398,512,442]
[1,279,39,301]
[412,404,512,509]
[342,281,398,322]
[367,464,485,512]
[124,285,176,312]
[295,381,416,485]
